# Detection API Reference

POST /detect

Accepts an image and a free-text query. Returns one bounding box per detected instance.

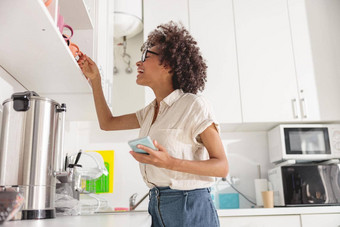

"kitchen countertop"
[3,206,340,226]
[3,211,151,227]
[217,206,340,217]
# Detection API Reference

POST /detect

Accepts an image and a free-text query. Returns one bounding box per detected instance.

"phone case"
[128,136,157,154]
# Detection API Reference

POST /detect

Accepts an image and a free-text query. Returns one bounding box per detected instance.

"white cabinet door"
[219,215,301,227]
[301,214,340,227]
[189,0,242,124]
[143,0,189,41]
[0,104,2,139]
[288,0,340,122]
[234,0,300,123]
[286,0,318,121]
[44,0,113,121]
[93,0,113,110]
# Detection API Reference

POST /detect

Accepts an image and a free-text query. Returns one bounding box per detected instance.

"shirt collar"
[151,89,184,107]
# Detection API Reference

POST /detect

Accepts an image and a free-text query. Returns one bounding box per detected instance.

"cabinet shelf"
[59,0,93,30]
[0,0,91,94]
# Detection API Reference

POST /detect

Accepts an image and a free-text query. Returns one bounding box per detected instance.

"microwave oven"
[268,164,340,206]
[268,124,340,163]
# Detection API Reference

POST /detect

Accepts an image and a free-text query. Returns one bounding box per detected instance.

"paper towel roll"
[254,179,268,206]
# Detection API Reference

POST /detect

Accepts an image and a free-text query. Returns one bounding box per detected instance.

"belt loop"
[207,187,211,193]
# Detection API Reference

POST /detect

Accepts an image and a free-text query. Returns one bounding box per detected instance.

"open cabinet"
[0,0,113,121]
[0,0,92,93]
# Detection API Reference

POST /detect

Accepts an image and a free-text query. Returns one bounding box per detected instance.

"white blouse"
[136,89,220,190]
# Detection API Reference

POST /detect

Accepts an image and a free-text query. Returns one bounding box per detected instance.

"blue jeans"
[148,187,220,227]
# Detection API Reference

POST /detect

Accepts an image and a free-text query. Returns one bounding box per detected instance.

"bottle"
[216,178,240,209]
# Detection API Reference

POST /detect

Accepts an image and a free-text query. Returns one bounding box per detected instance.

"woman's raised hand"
[77,53,100,81]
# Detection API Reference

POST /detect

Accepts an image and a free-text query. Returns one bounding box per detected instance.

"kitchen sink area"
[95,210,148,215]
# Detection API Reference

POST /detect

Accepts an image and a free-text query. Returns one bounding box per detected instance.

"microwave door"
[284,128,331,156]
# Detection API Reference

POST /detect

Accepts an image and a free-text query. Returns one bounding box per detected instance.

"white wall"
[221,131,274,208]
[0,66,26,103]
[112,32,146,116]
[0,66,26,136]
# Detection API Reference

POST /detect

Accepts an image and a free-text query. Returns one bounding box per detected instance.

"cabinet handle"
[300,98,307,118]
[291,99,299,119]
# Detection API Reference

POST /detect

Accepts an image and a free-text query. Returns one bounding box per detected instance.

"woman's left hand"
[129,140,174,169]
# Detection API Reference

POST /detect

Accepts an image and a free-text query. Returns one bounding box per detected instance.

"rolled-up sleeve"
[189,97,220,145]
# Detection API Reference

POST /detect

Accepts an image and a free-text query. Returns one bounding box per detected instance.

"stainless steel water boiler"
[0,91,66,220]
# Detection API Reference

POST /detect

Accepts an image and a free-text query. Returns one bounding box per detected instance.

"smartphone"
[128,136,157,155]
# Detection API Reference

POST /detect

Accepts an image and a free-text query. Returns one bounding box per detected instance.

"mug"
[62,34,70,46]
[57,10,73,40]
[44,0,52,7]
[69,42,82,60]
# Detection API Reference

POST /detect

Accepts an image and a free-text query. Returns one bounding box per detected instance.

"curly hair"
[141,21,207,94]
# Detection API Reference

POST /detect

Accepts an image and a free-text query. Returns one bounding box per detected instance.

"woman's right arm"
[78,54,140,131]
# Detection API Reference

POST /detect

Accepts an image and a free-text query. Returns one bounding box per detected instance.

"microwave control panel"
[330,126,340,153]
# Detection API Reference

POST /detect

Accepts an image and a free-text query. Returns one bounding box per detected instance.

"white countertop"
[217,206,340,217]
[3,212,151,227]
[3,206,340,226]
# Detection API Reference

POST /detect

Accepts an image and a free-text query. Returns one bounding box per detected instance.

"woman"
[78,21,228,227]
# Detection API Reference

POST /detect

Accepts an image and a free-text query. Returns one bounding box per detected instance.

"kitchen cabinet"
[141,0,340,126]
[287,0,340,122]
[219,215,301,227]
[0,0,113,121]
[143,0,242,124]
[300,214,340,227]
[143,0,189,41]
[0,105,2,140]
[142,0,189,105]
[234,0,299,123]
[189,0,242,124]
[46,0,114,120]
[217,207,340,227]
[0,0,92,94]
[236,0,340,123]
[92,0,114,110]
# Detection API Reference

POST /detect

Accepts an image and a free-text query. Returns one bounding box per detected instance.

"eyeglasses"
[141,49,159,62]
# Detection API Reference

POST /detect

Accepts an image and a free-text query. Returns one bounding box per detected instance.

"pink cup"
[57,10,73,40]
